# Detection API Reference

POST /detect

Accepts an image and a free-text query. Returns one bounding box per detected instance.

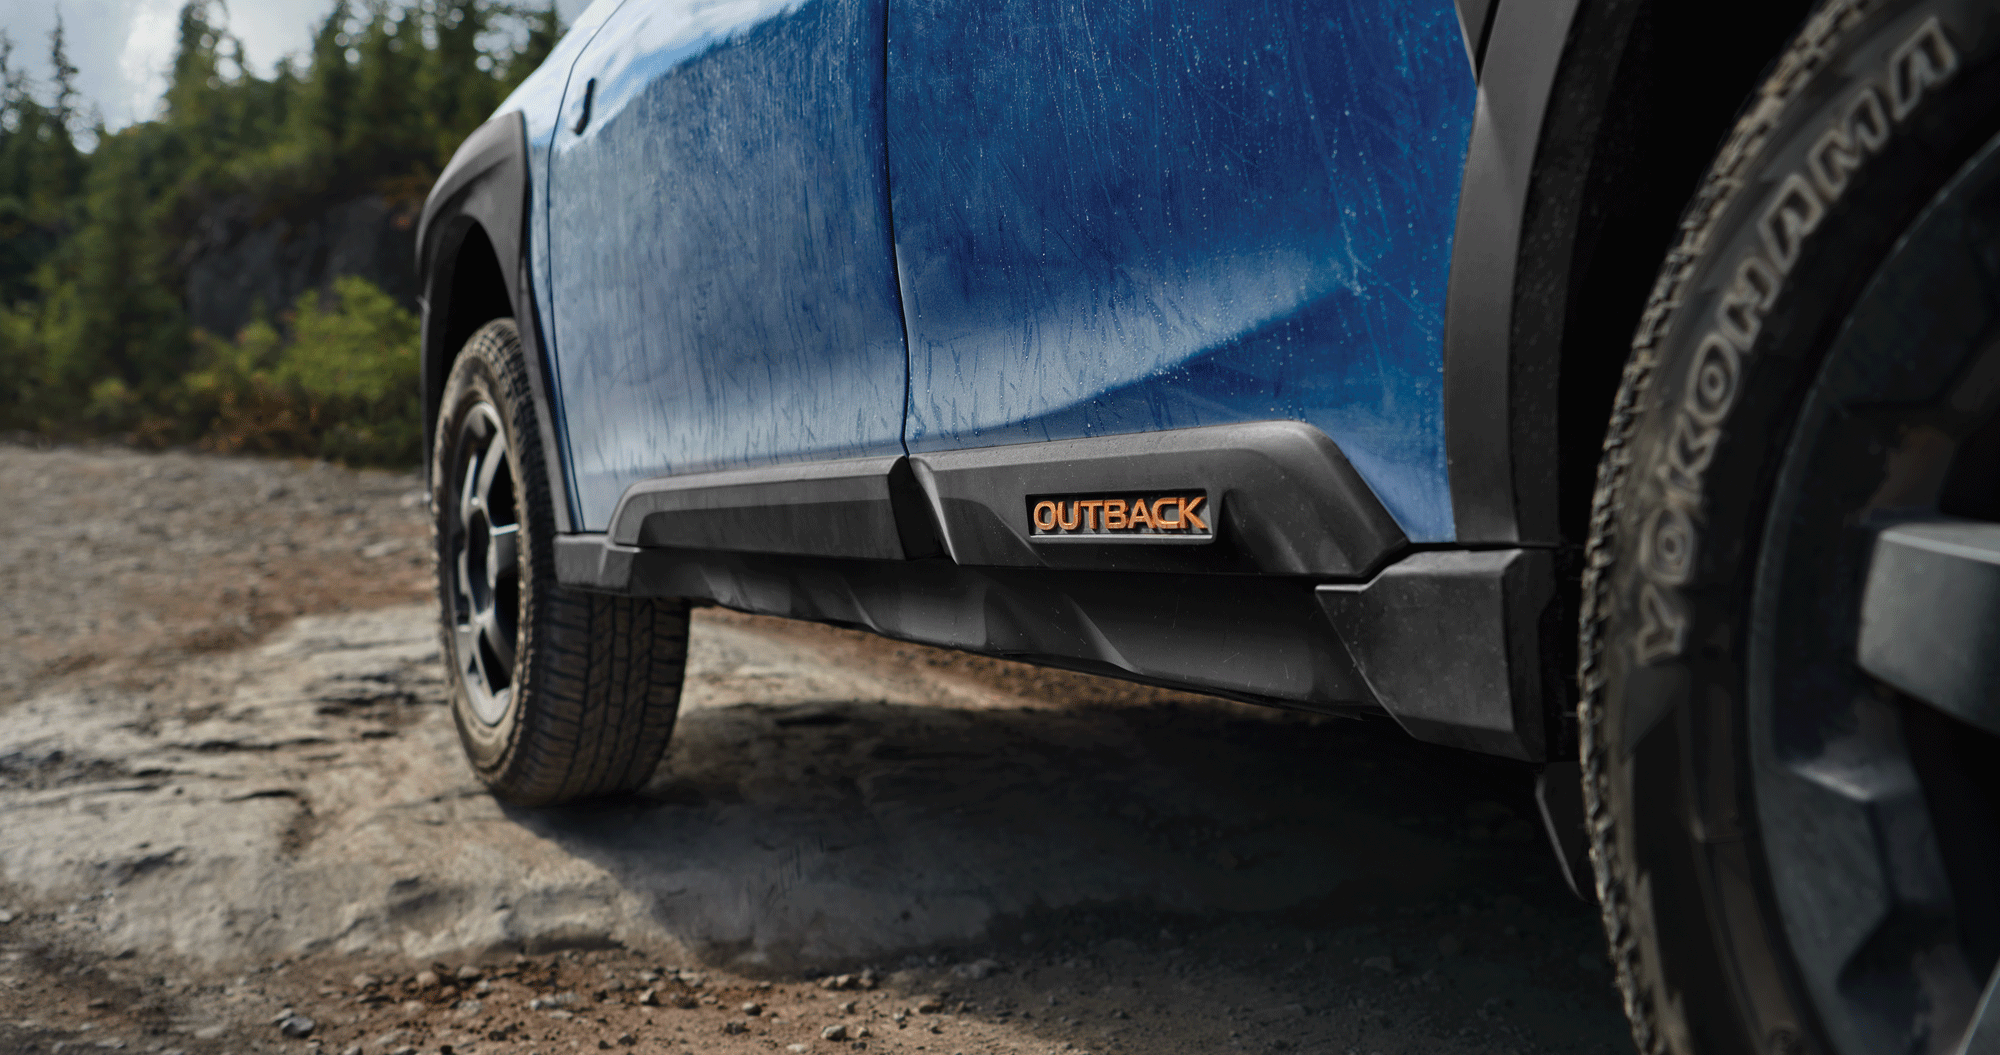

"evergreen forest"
[0,0,563,463]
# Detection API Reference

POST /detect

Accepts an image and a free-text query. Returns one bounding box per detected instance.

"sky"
[0,0,596,131]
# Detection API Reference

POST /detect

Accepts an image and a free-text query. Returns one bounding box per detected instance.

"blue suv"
[417,1,2000,1052]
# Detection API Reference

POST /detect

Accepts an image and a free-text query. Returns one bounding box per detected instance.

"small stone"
[351,974,380,990]
[453,999,483,1018]
[637,988,660,1007]
[340,1047,363,1055]
[86,998,111,1009]
[371,1029,412,1050]
[821,1024,849,1042]
[389,1048,418,1055]
[454,965,482,982]
[399,1001,425,1015]
[1438,935,1463,958]
[950,959,1001,981]
[413,971,440,989]
[616,1033,636,1046]
[638,971,660,984]
[722,1020,748,1035]
[0,909,14,924]
[788,1045,808,1053]
[528,992,579,1011]
[278,1015,316,1039]
[837,1001,856,1015]
[915,996,945,1014]
[856,1025,872,1038]
[548,1009,574,1020]
[741,1002,763,1016]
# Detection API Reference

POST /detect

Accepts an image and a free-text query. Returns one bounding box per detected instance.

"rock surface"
[0,443,1634,1054]
[180,193,419,340]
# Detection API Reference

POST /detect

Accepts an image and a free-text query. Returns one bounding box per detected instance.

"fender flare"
[1441,0,1588,544]
[415,111,573,533]
[1442,0,1817,544]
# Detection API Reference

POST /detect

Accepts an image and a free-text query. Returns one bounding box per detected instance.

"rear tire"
[1582,2,2000,1053]
[432,319,690,807]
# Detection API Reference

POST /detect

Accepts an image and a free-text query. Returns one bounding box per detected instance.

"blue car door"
[544,0,907,530]
[884,0,1475,542]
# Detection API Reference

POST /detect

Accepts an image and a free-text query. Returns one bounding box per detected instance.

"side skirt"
[557,538,1375,712]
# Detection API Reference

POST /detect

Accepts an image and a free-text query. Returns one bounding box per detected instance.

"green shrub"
[183,275,421,464]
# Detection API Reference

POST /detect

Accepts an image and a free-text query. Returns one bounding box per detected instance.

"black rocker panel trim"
[552,536,1556,761]
[1317,548,1555,761]
[908,422,1409,576]
[556,538,1375,711]
[416,111,574,533]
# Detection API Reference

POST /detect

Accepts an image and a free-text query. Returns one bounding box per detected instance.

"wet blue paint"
[540,0,908,530]
[501,0,629,529]
[885,0,1474,540]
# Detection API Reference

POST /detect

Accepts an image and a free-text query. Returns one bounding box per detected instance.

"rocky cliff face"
[181,193,421,339]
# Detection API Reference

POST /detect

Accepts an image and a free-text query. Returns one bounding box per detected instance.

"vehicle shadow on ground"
[503,695,1630,1052]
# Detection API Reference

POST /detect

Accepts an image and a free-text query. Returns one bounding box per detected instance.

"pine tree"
[348,2,426,174]
[424,0,499,163]
[47,11,75,130]
[293,0,357,171]
[27,15,82,221]
[50,134,185,417]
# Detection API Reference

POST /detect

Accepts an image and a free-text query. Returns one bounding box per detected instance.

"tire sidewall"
[1583,2,2000,1053]
[432,320,540,777]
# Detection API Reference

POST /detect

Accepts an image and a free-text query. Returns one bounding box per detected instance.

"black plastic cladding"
[557,538,1379,711]
[417,111,573,533]
[594,422,1407,577]
[1444,0,1820,545]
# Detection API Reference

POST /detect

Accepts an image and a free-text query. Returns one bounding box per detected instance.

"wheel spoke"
[475,427,509,510]
[488,524,520,583]
[1858,522,2000,735]
[456,543,477,609]
[459,430,484,525]
[477,605,515,672]
[455,618,483,684]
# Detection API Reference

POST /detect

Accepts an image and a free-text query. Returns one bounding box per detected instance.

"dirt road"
[0,442,1632,1055]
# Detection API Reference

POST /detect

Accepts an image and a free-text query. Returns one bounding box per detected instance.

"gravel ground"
[0,441,1634,1055]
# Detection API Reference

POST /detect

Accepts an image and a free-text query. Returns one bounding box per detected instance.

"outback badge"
[1027,492,1213,543]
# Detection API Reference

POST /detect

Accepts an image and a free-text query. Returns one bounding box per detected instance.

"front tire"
[1582,2,2000,1053]
[432,319,690,806]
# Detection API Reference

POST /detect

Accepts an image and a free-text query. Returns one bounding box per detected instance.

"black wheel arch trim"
[417,110,574,534]
[1444,0,1821,544]
[1443,0,1584,544]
